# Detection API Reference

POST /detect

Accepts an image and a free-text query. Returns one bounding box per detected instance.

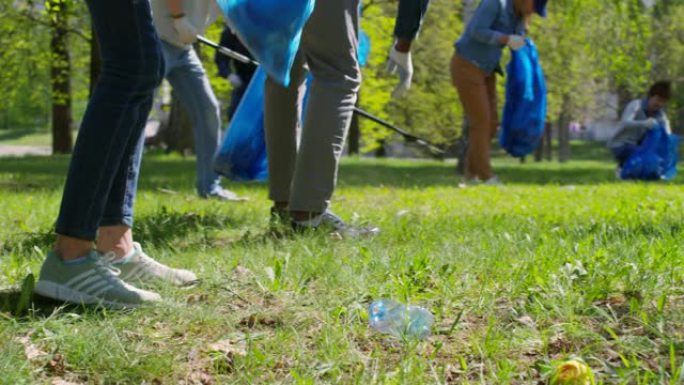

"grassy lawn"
[0,128,54,147]
[2,147,684,384]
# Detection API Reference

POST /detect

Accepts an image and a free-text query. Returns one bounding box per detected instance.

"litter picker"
[197,35,445,155]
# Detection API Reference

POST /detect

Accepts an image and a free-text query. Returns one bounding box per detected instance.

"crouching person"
[609,81,672,168]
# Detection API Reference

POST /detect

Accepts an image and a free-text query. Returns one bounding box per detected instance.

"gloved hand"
[507,35,525,51]
[228,73,244,88]
[645,118,659,129]
[173,16,199,45]
[387,46,413,98]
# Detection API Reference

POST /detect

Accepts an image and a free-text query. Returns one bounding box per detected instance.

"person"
[451,0,548,185]
[150,0,242,201]
[34,0,198,309]
[215,25,257,121]
[609,81,673,167]
[264,0,429,237]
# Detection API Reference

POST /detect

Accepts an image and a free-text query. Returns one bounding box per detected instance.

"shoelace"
[94,254,124,285]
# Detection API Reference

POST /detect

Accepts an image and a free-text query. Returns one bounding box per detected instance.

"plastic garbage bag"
[217,0,315,87]
[620,125,680,181]
[500,38,547,157]
[214,67,268,182]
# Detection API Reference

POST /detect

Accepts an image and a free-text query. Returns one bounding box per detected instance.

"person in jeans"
[451,0,548,185]
[609,81,673,167]
[265,0,429,237]
[151,0,242,201]
[35,0,197,309]
[215,25,257,121]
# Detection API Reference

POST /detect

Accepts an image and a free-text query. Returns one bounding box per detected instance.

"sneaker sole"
[34,281,143,310]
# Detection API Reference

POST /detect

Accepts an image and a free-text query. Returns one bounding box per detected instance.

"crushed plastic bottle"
[368,299,434,340]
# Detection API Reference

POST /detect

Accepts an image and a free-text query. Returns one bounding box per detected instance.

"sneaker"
[111,243,198,287]
[483,176,502,186]
[458,177,481,188]
[203,188,248,202]
[34,251,161,309]
[292,211,380,239]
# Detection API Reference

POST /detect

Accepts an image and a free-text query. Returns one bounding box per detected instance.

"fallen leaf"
[239,314,281,329]
[516,315,537,329]
[206,339,247,374]
[15,336,47,362]
[51,379,84,385]
[186,294,209,304]
[46,353,66,375]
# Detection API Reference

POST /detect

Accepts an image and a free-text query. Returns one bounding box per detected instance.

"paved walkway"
[0,145,51,157]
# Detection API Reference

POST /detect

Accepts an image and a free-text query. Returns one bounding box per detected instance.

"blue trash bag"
[217,0,315,87]
[359,30,371,67]
[500,39,547,157]
[214,67,268,182]
[620,125,680,181]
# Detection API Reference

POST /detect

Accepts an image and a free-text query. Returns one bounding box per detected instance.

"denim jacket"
[455,0,525,73]
[394,0,431,40]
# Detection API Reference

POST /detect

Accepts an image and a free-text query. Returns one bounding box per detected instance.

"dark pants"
[227,83,249,121]
[611,144,638,167]
[55,0,164,240]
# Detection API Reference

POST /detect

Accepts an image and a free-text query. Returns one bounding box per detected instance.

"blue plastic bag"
[214,67,268,182]
[500,39,547,157]
[620,125,680,181]
[217,0,315,87]
[359,30,371,67]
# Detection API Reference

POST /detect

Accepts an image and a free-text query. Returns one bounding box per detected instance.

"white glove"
[507,35,525,51]
[645,118,659,129]
[387,46,413,98]
[173,17,199,46]
[228,74,244,88]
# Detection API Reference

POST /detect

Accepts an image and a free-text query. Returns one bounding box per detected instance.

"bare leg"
[96,225,134,259]
[54,236,94,261]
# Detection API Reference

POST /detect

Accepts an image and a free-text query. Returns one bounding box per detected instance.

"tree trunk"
[49,0,73,154]
[558,97,571,163]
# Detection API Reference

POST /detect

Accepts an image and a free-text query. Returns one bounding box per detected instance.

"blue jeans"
[160,42,223,196]
[55,0,164,240]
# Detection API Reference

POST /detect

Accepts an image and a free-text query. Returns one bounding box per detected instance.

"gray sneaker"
[293,211,380,239]
[34,251,161,309]
[112,243,198,286]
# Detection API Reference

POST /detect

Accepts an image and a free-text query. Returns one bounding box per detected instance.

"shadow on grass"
[0,128,42,143]
[0,148,680,191]
[1,209,244,256]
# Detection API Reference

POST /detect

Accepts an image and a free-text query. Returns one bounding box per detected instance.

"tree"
[47,0,73,154]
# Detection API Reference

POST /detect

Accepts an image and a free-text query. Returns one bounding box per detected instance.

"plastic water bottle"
[368,299,434,340]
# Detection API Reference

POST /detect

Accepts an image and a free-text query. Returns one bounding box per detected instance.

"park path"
[0,145,51,157]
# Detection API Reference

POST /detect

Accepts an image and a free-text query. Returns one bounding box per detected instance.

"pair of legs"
[54,0,164,261]
[160,42,225,197]
[451,53,498,181]
[264,0,361,221]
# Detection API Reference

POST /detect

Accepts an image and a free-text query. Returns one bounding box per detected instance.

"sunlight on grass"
[1,151,684,384]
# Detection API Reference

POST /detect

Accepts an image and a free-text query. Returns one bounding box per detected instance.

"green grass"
[2,146,684,384]
[0,128,55,147]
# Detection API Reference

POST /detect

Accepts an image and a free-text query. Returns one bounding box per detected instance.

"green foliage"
[0,0,683,142]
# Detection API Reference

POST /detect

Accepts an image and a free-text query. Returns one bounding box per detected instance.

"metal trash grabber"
[197,35,445,155]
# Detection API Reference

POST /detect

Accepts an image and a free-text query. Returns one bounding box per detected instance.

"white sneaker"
[112,243,198,286]
[35,251,161,309]
[483,176,502,186]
